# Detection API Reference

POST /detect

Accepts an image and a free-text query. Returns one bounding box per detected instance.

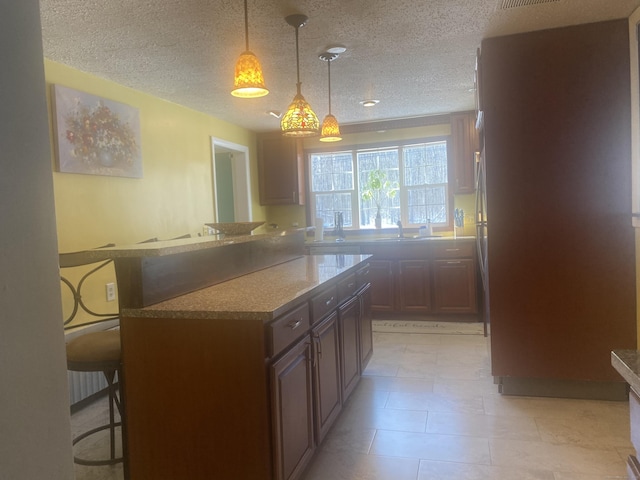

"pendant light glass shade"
[281,91,320,137]
[281,14,319,137]
[319,52,342,142]
[232,51,268,97]
[320,114,342,142]
[231,0,268,98]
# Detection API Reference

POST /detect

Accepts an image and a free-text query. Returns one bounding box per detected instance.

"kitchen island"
[105,231,372,480]
[612,351,640,479]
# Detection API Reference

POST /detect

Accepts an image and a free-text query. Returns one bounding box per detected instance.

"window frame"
[305,136,454,231]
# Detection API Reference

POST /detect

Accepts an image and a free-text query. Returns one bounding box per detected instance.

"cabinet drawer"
[337,273,357,303]
[310,286,338,325]
[268,303,310,357]
[431,241,475,259]
[356,265,371,288]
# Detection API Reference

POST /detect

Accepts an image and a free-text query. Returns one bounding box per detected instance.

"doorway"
[211,138,252,222]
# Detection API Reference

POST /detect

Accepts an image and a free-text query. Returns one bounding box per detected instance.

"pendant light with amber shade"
[319,52,342,142]
[280,14,319,137]
[231,0,268,98]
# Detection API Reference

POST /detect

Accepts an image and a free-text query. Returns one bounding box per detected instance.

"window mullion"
[398,145,406,225]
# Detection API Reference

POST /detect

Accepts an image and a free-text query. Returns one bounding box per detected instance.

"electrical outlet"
[106,282,116,302]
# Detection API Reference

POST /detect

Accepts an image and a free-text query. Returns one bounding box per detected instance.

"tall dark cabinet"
[481,19,636,399]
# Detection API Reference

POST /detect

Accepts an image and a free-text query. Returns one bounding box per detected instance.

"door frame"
[211,137,252,222]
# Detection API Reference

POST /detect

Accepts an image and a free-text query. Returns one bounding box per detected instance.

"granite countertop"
[306,235,475,247]
[611,350,640,393]
[122,254,371,322]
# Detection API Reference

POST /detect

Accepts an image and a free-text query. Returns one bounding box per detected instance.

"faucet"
[397,220,404,238]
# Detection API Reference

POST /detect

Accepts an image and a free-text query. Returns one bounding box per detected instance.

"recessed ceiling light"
[360,100,379,107]
[326,45,347,54]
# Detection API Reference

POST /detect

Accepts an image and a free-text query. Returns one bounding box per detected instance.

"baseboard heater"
[68,369,108,405]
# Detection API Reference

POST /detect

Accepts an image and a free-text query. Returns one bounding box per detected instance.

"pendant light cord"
[243,0,249,51]
[295,26,302,95]
[327,59,332,114]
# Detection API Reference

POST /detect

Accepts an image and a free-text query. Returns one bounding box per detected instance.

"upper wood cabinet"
[258,133,305,206]
[450,111,479,194]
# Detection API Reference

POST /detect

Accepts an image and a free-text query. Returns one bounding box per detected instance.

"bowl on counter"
[205,221,265,236]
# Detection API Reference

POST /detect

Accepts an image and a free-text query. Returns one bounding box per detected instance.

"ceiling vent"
[499,0,560,9]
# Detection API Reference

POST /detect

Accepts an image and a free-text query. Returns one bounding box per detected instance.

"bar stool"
[66,330,123,465]
[60,246,123,465]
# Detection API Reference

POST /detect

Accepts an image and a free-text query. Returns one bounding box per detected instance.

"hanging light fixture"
[319,52,342,142]
[231,0,268,98]
[280,14,319,137]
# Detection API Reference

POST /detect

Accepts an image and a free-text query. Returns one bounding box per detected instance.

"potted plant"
[361,169,398,228]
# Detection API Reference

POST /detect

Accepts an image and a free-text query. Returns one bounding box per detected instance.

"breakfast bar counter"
[121,253,370,321]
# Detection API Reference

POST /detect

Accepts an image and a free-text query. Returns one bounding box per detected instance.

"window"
[309,139,450,229]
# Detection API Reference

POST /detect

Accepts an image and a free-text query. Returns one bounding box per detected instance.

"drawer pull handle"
[446,248,460,252]
[288,319,302,330]
[446,261,462,265]
[348,282,355,288]
[325,296,334,306]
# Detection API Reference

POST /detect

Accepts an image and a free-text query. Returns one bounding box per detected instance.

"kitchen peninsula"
[99,230,372,480]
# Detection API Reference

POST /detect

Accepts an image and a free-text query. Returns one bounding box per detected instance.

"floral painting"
[52,85,142,178]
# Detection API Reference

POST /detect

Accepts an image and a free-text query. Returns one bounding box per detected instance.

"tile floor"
[71,328,633,480]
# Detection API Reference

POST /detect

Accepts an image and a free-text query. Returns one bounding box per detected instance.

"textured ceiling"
[39,0,640,133]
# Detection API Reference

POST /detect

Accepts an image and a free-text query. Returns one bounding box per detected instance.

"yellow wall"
[45,60,266,252]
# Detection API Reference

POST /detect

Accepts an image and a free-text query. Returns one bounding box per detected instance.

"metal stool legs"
[72,368,123,466]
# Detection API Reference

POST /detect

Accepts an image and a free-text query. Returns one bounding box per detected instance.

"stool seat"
[67,330,121,372]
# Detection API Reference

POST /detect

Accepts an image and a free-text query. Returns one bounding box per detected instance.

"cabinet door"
[311,311,342,444]
[397,260,431,313]
[432,259,477,314]
[339,296,360,401]
[450,112,478,194]
[358,283,373,371]
[369,259,395,312]
[258,135,305,206]
[271,336,315,480]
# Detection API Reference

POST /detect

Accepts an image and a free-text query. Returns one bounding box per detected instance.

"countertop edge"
[611,349,640,393]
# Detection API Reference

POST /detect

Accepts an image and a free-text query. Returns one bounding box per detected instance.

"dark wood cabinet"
[360,239,478,317]
[258,134,305,206]
[397,260,431,313]
[450,111,479,194]
[432,259,477,314]
[481,19,636,398]
[338,296,361,400]
[368,259,395,312]
[431,240,477,314]
[271,336,315,480]
[311,311,341,444]
[358,283,373,371]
